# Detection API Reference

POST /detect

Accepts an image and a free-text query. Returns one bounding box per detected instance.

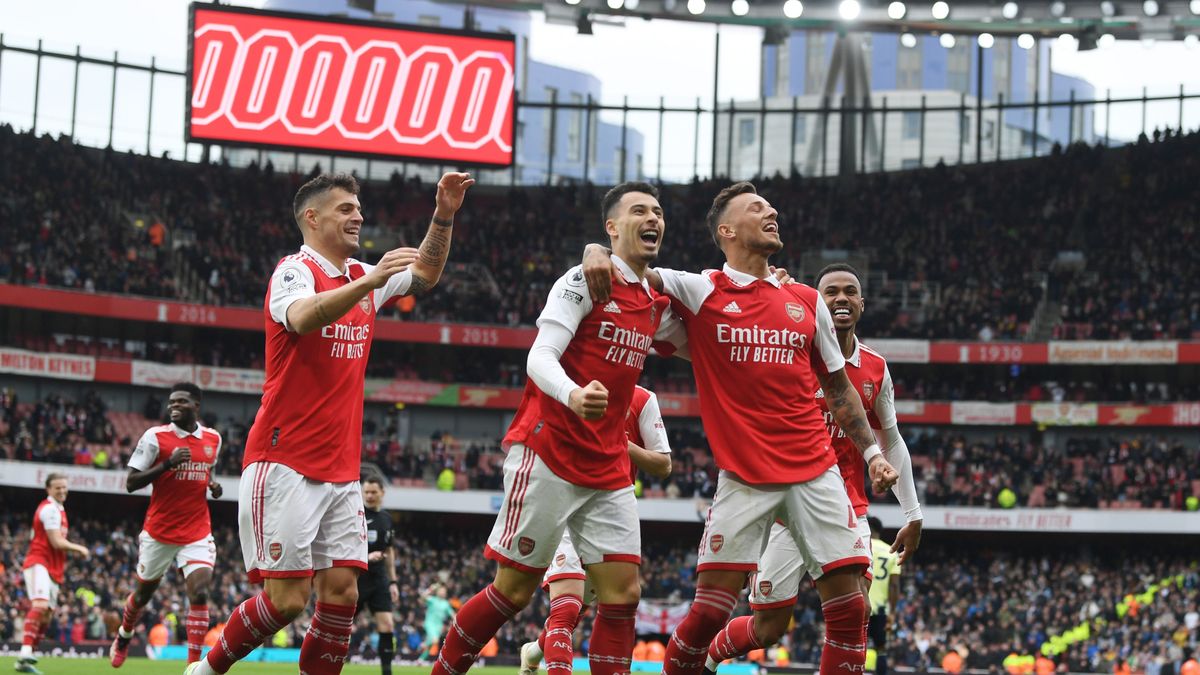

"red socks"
[22,607,44,648]
[186,603,210,663]
[206,592,289,674]
[539,594,584,674]
[432,584,519,675]
[819,592,868,675]
[589,603,638,675]
[299,602,356,675]
[662,585,739,675]
[120,594,145,635]
[708,615,763,664]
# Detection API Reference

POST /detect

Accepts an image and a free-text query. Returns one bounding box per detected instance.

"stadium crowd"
[2,124,1198,340]
[1,509,1196,674]
[3,389,1197,509]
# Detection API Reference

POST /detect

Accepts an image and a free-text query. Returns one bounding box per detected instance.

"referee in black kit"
[358,472,398,675]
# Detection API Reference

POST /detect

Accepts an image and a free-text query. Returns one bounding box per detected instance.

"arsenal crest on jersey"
[358,296,373,315]
[785,303,805,322]
[862,381,874,399]
[202,445,214,460]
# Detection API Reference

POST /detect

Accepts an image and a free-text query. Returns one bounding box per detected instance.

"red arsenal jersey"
[128,423,223,545]
[816,339,896,516]
[23,497,68,583]
[624,386,671,484]
[659,265,846,485]
[506,263,671,490]
[244,246,412,483]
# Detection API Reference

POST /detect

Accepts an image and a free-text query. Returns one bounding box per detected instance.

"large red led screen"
[187,5,515,166]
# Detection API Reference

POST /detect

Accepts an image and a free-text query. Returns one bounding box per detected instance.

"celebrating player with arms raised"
[187,171,471,675]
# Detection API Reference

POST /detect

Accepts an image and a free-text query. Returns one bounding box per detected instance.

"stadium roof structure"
[432,0,1200,42]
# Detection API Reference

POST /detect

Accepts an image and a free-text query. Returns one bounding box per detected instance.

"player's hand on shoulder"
[568,380,609,420]
[769,265,796,285]
[582,244,623,303]
[365,247,420,288]
[867,455,899,493]
[435,172,475,215]
[168,447,191,468]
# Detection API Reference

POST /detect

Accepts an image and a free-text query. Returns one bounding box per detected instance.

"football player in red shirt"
[187,171,472,675]
[17,473,90,675]
[111,383,223,668]
[583,182,898,675]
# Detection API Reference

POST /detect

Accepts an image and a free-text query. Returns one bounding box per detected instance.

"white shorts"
[750,518,873,609]
[239,461,368,583]
[542,530,596,604]
[22,565,59,608]
[485,444,640,573]
[136,531,217,581]
[696,467,870,579]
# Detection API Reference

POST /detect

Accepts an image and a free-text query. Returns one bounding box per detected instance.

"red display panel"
[187,4,515,166]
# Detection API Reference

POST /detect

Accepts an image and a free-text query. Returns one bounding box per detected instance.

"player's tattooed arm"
[408,172,474,293]
[407,225,452,295]
[817,368,899,492]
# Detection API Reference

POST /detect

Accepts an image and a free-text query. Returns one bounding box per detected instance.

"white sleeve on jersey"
[637,392,672,455]
[526,268,594,406]
[655,268,714,315]
[538,266,593,335]
[127,428,161,473]
[812,299,847,373]
[372,264,414,307]
[38,503,63,531]
[268,261,317,331]
[881,425,923,522]
[527,322,580,407]
[874,366,898,429]
[876,370,921,521]
[210,429,223,470]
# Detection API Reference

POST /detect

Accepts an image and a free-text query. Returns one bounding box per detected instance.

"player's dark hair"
[45,472,67,488]
[293,173,360,228]
[816,263,864,291]
[170,382,202,402]
[868,516,883,536]
[362,474,385,489]
[600,181,659,223]
[706,181,757,248]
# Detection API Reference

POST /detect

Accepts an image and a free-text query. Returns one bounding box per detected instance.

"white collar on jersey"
[722,262,782,288]
[845,335,863,368]
[300,244,351,279]
[170,422,205,439]
[612,254,653,294]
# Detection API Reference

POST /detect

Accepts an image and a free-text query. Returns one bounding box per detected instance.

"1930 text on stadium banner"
[188,5,515,166]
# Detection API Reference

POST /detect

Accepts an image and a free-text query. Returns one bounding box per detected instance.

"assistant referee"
[358,474,397,675]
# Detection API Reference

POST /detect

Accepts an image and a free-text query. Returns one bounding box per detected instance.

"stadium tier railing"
[3,345,1199,427]
[3,283,1200,365]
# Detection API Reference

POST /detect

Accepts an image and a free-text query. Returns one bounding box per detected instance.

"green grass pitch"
[0,658,516,675]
